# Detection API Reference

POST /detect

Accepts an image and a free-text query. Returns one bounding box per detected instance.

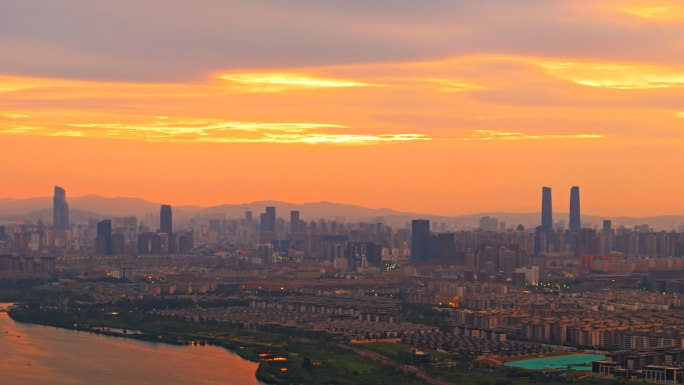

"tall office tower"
[290,211,300,233]
[569,186,580,232]
[53,186,69,228]
[541,187,553,229]
[160,205,172,234]
[490,217,498,232]
[245,210,253,222]
[479,216,491,231]
[259,213,268,232]
[603,220,612,233]
[437,233,456,261]
[465,248,476,270]
[97,220,112,255]
[266,206,276,232]
[411,220,430,260]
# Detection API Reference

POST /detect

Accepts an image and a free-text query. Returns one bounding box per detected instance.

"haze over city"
[3,2,684,385]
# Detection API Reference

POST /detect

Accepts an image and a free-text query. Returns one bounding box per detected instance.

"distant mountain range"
[1,194,683,230]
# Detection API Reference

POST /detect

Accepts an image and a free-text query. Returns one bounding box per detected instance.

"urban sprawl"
[5,186,684,383]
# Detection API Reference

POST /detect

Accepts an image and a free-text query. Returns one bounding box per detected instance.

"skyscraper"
[290,211,300,233]
[97,219,112,255]
[603,220,612,233]
[53,186,69,228]
[569,186,580,232]
[259,213,268,232]
[541,187,553,229]
[266,206,276,232]
[411,219,430,260]
[160,205,172,234]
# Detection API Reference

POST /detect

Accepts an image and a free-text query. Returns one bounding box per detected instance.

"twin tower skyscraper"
[541,186,580,231]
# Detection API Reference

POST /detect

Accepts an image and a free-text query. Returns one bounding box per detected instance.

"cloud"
[459,130,604,140]
[0,116,430,145]
[616,3,684,20]
[678,112,684,117]
[540,61,684,89]
[219,72,382,92]
[1,113,31,119]
[50,130,84,137]
[423,78,487,93]
[1,1,683,81]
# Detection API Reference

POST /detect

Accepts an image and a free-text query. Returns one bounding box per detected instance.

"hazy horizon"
[4,190,684,222]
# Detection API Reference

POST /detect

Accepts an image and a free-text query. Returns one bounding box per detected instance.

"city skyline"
[5,3,684,385]
[3,185,683,220]
[2,2,684,216]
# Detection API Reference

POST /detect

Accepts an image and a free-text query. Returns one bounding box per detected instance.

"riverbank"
[0,312,263,385]
[6,306,425,385]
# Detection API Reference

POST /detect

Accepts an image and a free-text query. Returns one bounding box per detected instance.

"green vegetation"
[402,302,453,332]
[7,289,626,385]
[0,278,55,302]
[8,292,425,384]
[360,342,452,364]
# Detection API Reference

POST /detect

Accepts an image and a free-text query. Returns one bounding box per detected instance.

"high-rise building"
[111,233,125,255]
[541,187,553,229]
[290,211,300,233]
[178,234,194,253]
[259,213,268,232]
[253,244,274,264]
[266,207,276,232]
[569,186,580,232]
[411,220,430,261]
[160,205,172,234]
[346,242,382,268]
[53,186,69,228]
[437,233,456,261]
[603,220,612,233]
[97,220,112,255]
[466,248,476,271]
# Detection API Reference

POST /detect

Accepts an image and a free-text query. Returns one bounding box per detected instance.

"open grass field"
[360,341,452,363]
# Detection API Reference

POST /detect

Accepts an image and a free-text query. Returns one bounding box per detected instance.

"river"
[0,303,264,385]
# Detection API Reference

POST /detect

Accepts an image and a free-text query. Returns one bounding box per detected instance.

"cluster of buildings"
[10,185,684,383]
[151,295,438,342]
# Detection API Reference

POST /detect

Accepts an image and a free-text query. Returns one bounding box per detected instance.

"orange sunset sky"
[1,0,684,217]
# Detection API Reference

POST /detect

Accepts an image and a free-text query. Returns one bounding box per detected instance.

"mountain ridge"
[2,194,684,229]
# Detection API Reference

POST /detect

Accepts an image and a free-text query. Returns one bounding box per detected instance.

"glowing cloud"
[50,131,85,137]
[617,3,684,20]
[541,62,684,89]
[677,112,684,118]
[1,113,32,119]
[460,130,604,141]
[423,78,487,93]
[196,133,430,144]
[0,116,429,145]
[218,72,382,91]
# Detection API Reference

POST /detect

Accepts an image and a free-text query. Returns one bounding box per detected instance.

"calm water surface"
[0,303,264,385]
